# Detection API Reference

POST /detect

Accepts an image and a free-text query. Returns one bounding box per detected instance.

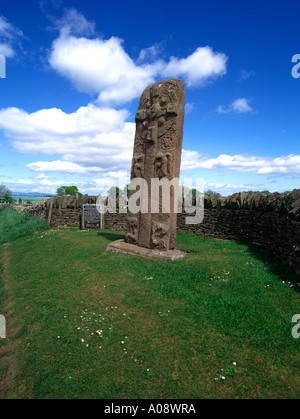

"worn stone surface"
[106,240,187,261]
[125,78,185,252]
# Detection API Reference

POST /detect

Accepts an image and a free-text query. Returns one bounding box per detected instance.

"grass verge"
[0,210,299,399]
[0,208,49,245]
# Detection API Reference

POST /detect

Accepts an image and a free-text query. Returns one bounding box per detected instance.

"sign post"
[82,205,103,230]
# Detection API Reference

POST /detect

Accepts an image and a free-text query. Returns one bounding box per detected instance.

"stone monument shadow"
[98,231,125,242]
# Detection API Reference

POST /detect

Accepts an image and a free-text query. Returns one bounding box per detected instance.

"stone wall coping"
[18,189,300,220]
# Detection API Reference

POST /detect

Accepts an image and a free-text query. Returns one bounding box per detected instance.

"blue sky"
[0,0,300,196]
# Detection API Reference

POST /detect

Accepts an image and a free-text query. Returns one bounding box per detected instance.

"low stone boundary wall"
[11,190,300,273]
[178,190,300,273]
[178,209,300,273]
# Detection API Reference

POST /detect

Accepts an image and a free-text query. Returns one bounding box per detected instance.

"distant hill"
[11,192,55,203]
[12,192,55,197]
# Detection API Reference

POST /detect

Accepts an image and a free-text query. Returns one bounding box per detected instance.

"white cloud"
[4,179,33,185]
[18,179,33,185]
[91,171,130,193]
[185,102,196,114]
[102,170,129,180]
[36,173,51,179]
[26,152,300,182]
[217,98,253,114]
[161,46,228,87]
[0,43,14,58]
[28,160,101,174]
[0,15,23,58]
[257,155,300,174]
[36,171,130,195]
[0,104,135,172]
[1,103,299,178]
[0,104,129,142]
[231,98,253,113]
[48,10,228,105]
[204,181,257,191]
[1,100,298,178]
[138,44,163,63]
[52,8,96,37]
[238,69,255,82]
[39,178,76,186]
[181,151,300,175]
[49,34,159,105]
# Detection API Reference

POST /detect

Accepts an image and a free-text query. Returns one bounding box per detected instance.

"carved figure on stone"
[154,152,172,179]
[141,120,148,141]
[132,154,144,178]
[125,216,139,244]
[152,220,169,250]
[161,137,174,151]
[158,120,176,140]
[147,126,155,143]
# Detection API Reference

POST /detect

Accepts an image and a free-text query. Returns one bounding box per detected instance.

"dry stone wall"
[12,195,127,230]
[179,214,300,274]
[12,190,300,273]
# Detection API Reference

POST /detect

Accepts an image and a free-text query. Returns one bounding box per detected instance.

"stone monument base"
[106,240,187,261]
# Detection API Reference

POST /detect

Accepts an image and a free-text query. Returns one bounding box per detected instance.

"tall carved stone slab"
[125,79,185,252]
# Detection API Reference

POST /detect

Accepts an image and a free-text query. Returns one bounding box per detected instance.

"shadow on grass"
[245,242,300,293]
[98,231,125,242]
[97,228,300,291]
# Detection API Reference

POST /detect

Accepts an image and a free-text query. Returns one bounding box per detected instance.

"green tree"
[205,189,220,197]
[179,186,192,197]
[0,184,12,198]
[0,185,12,203]
[262,190,271,195]
[107,186,121,198]
[123,185,130,198]
[192,189,203,197]
[56,186,82,197]
[4,195,12,203]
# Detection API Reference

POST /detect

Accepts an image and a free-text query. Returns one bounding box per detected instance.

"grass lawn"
[0,209,299,399]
